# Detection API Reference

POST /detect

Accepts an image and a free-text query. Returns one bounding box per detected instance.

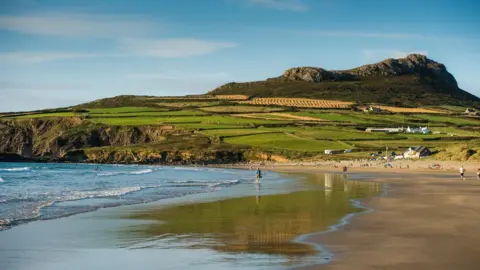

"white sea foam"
[0,167,31,172]
[128,169,153,175]
[0,177,4,182]
[97,169,153,177]
[166,179,241,188]
[71,186,143,199]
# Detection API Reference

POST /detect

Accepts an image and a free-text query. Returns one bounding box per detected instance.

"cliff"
[0,118,272,164]
[0,118,172,159]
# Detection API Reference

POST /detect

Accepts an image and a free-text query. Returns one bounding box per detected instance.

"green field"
[280,127,405,140]
[12,112,78,118]
[200,106,284,113]
[91,114,289,126]
[413,114,480,126]
[156,101,222,108]
[89,110,207,117]
[3,101,479,160]
[224,133,350,152]
[200,128,280,137]
[87,107,167,114]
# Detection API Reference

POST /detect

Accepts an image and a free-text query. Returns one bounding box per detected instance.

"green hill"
[210,54,480,107]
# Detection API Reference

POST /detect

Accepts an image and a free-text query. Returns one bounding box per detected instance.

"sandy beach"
[239,163,480,270]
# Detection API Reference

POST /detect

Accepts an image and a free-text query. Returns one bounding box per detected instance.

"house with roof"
[464,108,478,116]
[403,146,432,159]
[406,126,430,134]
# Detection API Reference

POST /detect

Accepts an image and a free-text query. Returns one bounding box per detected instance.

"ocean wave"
[0,185,151,228]
[97,169,153,177]
[71,186,143,199]
[166,179,241,188]
[0,177,4,182]
[0,167,31,172]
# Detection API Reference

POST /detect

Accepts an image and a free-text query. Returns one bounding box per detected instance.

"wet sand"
[258,166,480,270]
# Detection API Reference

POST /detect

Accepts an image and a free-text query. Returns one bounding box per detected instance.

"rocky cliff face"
[279,54,458,89]
[0,118,171,158]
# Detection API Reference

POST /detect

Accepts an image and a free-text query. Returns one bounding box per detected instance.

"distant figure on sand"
[460,166,465,180]
[477,168,480,180]
[255,168,262,183]
[343,166,348,173]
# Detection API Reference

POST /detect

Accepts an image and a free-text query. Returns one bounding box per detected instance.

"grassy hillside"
[2,99,479,163]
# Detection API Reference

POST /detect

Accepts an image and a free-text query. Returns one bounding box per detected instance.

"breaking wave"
[97,169,153,177]
[166,179,241,188]
[0,167,31,172]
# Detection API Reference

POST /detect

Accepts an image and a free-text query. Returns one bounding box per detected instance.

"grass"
[88,110,208,117]
[156,101,223,108]
[281,126,404,140]
[211,73,480,108]
[292,111,375,123]
[91,115,289,126]
[87,107,167,114]
[199,105,284,113]
[224,133,350,152]
[200,128,280,137]
[413,114,480,126]
[429,105,467,113]
[347,140,458,150]
[12,112,78,118]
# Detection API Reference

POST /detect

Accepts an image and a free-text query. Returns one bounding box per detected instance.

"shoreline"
[251,165,480,270]
[3,162,480,269]
[0,163,382,270]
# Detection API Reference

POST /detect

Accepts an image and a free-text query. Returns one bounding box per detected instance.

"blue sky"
[1,0,479,112]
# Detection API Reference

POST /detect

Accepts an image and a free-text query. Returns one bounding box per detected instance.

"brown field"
[156,101,221,108]
[234,113,328,121]
[269,113,329,121]
[200,106,284,113]
[377,105,444,114]
[239,98,354,108]
[214,95,249,100]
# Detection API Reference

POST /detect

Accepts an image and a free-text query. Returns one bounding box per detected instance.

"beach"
[243,164,480,270]
[2,162,480,269]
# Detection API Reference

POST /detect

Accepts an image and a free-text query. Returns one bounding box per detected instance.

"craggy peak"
[211,54,478,107]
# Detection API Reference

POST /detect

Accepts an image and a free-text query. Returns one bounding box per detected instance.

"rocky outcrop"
[209,54,479,107]
[0,118,173,158]
[278,54,458,89]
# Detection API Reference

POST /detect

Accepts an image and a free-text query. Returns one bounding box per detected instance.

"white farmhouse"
[406,126,430,134]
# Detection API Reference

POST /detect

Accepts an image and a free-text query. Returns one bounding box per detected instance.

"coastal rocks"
[0,118,175,159]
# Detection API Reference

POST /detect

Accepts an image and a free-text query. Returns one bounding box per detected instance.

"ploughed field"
[1,96,479,159]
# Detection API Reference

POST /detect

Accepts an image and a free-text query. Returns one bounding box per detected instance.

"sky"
[1,0,479,112]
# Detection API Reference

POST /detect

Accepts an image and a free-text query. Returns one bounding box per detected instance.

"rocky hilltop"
[211,54,479,107]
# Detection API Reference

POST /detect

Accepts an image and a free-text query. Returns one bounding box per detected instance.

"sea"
[0,162,380,270]
[0,162,287,230]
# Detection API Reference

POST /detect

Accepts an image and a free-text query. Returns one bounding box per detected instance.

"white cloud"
[363,49,429,61]
[0,13,156,38]
[118,38,236,58]
[241,0,308,12]
[0,52,103,63]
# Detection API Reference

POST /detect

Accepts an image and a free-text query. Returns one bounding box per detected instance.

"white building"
[406,126,430,134]
[403,146,432,159]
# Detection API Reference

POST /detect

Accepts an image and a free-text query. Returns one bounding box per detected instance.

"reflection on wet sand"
[120,174,381,266]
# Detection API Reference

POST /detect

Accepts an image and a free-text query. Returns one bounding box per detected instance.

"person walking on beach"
[460,166,465,180]
[255,168,262,183]
[477,168,480,180]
